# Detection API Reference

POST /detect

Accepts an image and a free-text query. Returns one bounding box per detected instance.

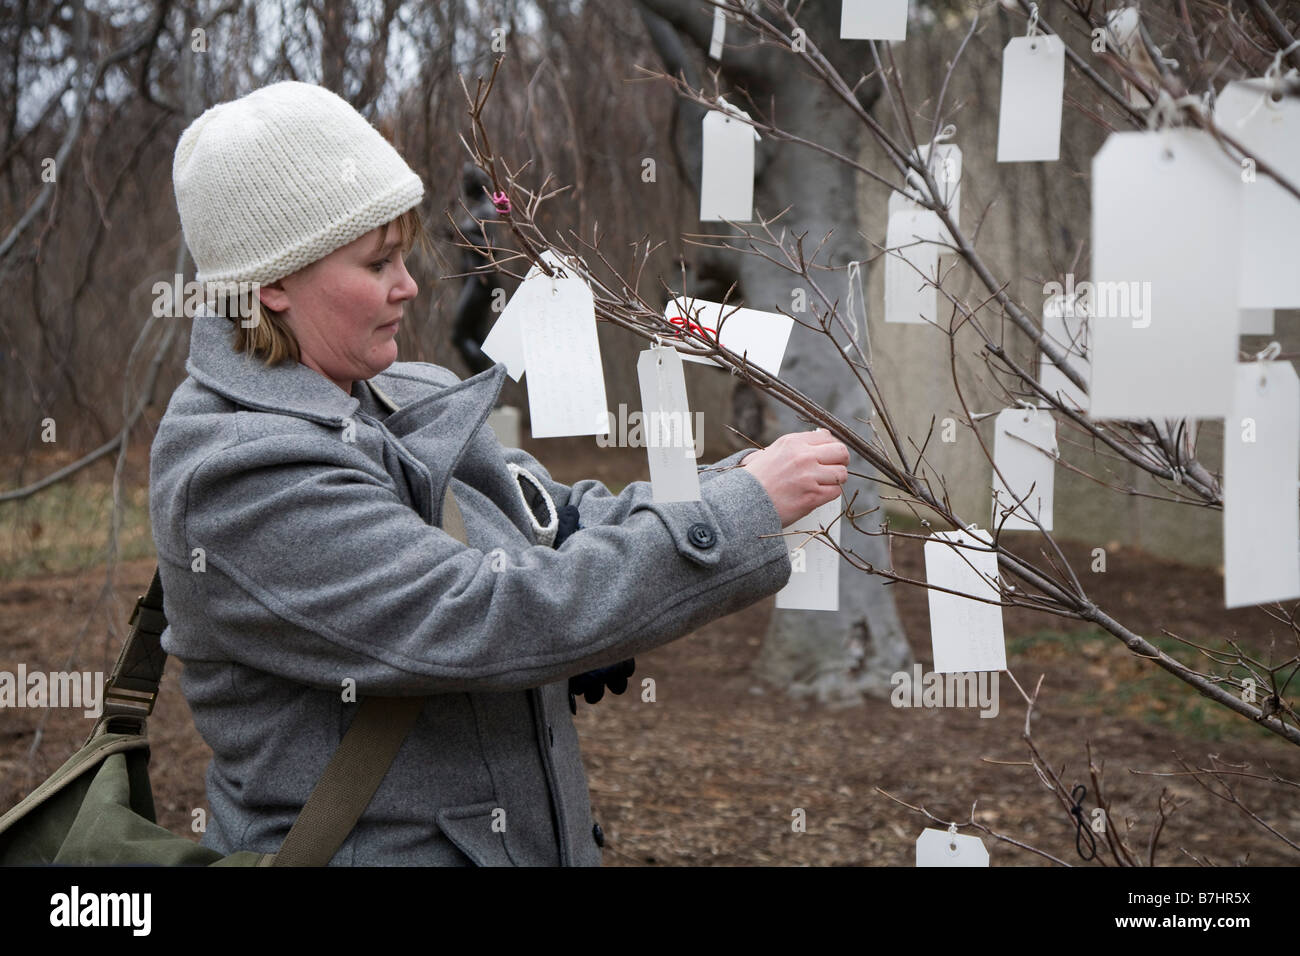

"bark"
[635,0,913,705]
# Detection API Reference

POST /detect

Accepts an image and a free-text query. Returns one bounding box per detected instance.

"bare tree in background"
[446,0,1300,861]
[633,0,913,706]
[5,0,1300,862]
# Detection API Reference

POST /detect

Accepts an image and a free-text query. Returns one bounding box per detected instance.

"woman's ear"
[258,279,290,313]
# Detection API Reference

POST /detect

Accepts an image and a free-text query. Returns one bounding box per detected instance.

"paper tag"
[916,828,989,867]
[997,36,1065,162]
[775,496,842,611]
[903,143,962,238]
[709,4,726,59]
[481,286,527,382]
[1240,308,1275,335]
[664,297,792,376]
[1089,130,1240,419]
[1039,294,1090,412]
[841,0,908,40]
[518,262,610,439]
[482,250,570,381]
[1106,8,1149,108]
[636,345,702,503]
[884,193,940,325]
[923,528,1006,673]
[701,110,756,222]
[1223,360,1300,608]
[992,408,1058,531]
[1214,79,1300,308]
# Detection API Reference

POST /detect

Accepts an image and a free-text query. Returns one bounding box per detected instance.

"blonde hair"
[216,206,431,365]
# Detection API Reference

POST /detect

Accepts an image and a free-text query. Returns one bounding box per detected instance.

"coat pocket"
[435,801,515,866]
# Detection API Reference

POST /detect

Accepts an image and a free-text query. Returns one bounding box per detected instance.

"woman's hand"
[740,428,850,526]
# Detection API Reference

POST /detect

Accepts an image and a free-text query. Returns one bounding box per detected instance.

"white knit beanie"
[172,81,424,287]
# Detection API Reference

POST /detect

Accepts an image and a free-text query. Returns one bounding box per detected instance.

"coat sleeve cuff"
[507,462,559,547]
[634,463,789,575]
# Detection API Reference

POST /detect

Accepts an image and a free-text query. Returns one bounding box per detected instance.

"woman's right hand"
[739,428,850,527]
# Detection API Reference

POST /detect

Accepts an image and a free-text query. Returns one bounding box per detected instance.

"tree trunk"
[635,0,913,705]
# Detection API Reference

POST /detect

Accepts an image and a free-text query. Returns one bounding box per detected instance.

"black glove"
[569,658,636,714]
[553,503,581,549]
[552,504,636,713]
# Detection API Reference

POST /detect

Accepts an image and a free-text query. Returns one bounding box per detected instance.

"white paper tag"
[992,408,1058,531]
[1106,8,1149,108]
[701,109,756,222]
[997,35,1065,162]
[775,496,842,611]
[518,261,610,439]
[1223,360,1300,608]
[841,0,908,40]
[1240,308,1275,335]
[709,5,726,59]
[664,297,792,376]
[1089,130,1240,419]
[884,192,940,325]
[916,828,989,867]
[482,250,570,382]
[636,345,702,503]
[1039,294,1090,412]
[923,528,1006,673]
[1214,79,1300,309]
[481,286,527,382]
[903,143,962,238]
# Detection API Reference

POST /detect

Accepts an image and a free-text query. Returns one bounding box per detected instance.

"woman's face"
[260,220,418,392]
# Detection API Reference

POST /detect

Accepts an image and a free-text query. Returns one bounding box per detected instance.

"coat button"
[687,523,716,549]
[592,822,605,847]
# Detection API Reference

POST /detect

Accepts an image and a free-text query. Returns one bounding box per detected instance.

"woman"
[154,80,849,866]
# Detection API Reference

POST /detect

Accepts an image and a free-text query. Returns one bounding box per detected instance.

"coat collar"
[184,309,505,427]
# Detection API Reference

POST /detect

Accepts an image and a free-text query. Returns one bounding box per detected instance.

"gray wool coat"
[148,310,793,866]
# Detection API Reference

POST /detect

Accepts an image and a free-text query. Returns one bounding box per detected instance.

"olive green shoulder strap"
[272,485,467,866]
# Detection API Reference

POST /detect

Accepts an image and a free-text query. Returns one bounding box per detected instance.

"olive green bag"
[0,487,470,867]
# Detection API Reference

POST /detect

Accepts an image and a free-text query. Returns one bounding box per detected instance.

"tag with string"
[1223,343,1300,609]
[1089,112,1241,419]
[709,4,726,60]
[518,257,611,439]
[701,98,760,222]
[997,5,1065,162]
[923,526,1006,673]
[775,496,842,612]
[664,296,792,376]
[636,342,701,503]
[1105,7,1158,108]
[484,249,571,382]
[1213,58,1300,310]
[992,405,1058,531]
[903,128,962,240]
[916,825,989,867]
[841,0,908,41]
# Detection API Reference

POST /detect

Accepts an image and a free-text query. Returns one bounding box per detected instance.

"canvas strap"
[271,484,467,867]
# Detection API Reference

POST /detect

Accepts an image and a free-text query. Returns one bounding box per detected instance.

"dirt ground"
[2,436,1299,866]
